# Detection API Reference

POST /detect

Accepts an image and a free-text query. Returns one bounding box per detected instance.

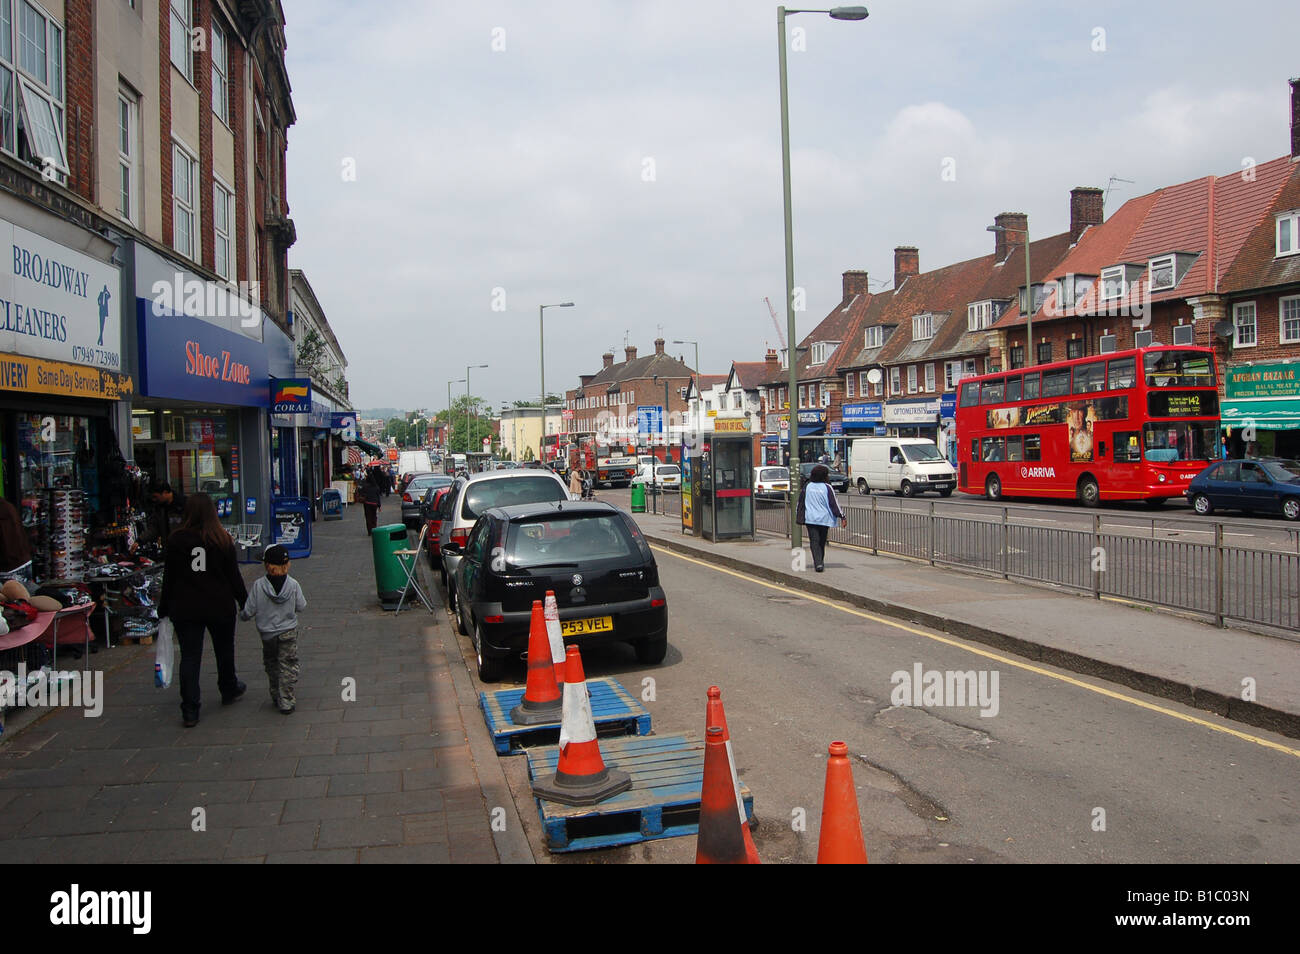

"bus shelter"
[682,429,754,540]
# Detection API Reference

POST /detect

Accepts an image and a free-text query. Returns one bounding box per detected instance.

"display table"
[0,610,57,652]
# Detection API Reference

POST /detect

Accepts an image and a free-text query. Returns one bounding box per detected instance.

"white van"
[850,437,956,497]
[398,450,433,477]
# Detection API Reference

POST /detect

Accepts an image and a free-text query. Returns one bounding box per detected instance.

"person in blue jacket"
[797,464,846,573]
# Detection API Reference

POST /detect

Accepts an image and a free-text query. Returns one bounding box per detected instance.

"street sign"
[636,405,664,434]
[481,437,491,449]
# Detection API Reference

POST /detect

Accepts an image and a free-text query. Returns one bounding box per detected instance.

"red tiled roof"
[1220,160,1300,292]
[786,291,874,385]
[729,362,769,389]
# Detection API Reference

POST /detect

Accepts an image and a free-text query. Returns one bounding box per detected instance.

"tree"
[331,372,349,398]
[296,327,329,380]
[512,394,563,408]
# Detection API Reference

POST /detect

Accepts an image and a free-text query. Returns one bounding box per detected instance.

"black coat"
[158,528,248,622]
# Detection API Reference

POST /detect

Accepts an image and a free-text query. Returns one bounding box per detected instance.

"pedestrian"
[157,493,249,727]
[569,466,583,498]
[141,481,185,546]
[358,469,382,535]
[0,496,32,586]
[240,544,307,715]
[797,463,846,573]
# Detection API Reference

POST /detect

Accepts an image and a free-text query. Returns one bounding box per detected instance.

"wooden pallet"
[525,733,754,853]
[479,677,651,755]
[120,635,154,645]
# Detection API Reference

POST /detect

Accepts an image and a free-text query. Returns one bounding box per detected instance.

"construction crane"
[763,296,786,349]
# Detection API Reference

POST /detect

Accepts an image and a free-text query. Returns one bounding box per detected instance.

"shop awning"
[797,424,824,437]
[1221,399,1300,431]
[348,438,384,457]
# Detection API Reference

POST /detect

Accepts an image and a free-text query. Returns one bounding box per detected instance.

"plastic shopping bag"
[155,618,176,688]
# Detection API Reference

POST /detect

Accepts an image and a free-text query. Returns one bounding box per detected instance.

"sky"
[281,0,1300,415]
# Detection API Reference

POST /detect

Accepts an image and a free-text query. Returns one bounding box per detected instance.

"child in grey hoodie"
[241,545,306,714]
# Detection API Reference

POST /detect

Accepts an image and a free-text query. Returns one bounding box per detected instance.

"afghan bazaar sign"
[1226,362,1299,399]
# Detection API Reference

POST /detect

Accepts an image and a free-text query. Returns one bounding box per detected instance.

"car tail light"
[483,615,504,624]
[651,597,666,608]
[450,528,471,547]
[402,492,413,502]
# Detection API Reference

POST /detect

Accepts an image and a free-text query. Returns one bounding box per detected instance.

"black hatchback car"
[1186,458,1300,520]
[443,500,668,681]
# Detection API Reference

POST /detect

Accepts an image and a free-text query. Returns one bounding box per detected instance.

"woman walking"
[569,467,583,498]
[797,464,846,573]
[358,468,382,535]
[158,494,249,727]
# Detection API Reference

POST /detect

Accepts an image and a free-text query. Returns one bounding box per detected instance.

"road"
[441,548,1300,864]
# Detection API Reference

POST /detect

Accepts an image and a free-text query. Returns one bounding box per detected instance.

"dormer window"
[809,340,840,365]
[1100,266,1126,300]
[967,301,992,331]
[912,314,935,340]
[864,326,884,349]
[1148,255,1176,291]
[1278,211,1299,257]
[1058,274,1095,308]
[1018,284,1050,314]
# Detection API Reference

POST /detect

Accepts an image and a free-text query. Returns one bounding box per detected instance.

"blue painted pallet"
[479,677,651,755]
[525,733,755,853]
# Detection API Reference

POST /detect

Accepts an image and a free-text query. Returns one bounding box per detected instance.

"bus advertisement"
[955,346,1220,506]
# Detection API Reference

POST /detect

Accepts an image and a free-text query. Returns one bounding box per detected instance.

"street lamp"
[447,377,465,459]
[778,4,868,547]
[989,221,1034,368]
[467,364,488,456]
[672,338,701,437]
[539,301,575,453]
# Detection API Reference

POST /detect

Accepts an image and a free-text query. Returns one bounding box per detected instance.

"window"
[924,363,935,392]
[213,178,234,280]
[1023,435,1041,461]
[980,380,1004,405]
[797,386,805,407]
[170,0,192,82]
[967,301,992,331]
[1072,361,1105,394]
[958,381,980,408]
[1066,339,1084,360]
[1107,357,1136,390]
[820,386,830,408]
[1037,342,1052,365]
[3,1,65,177]
[1101,266,1125,300]
[864,326,884,348]
[1148,255,1175,291]
[1278,212,1299,257]
[1006,377,1022,402]
[859,371,870,396]
[944,361,960,389]
[907,365,917,393]
[1041,370,1071,398]
[1114,431,1141,462]
[732,391,741,410]
[845,373,854,398]
[172,140,198,260]
[1233,302,1256,348]
[890,367,900,395]
[1008,346,1024,370]
[211,19,229,124]
[912,314,935,340]
[117,87,138,224]
[1022,373,1040,400]
[1280,296,1300,344]
[810,340,839,365]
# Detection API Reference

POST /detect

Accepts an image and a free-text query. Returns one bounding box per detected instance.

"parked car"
[754,466,791,502]
[443,500,668,681]
[630,462,681,491]
[437,469,572,608]
[798,461,849,494]
[849,437,956,497]
[421,485,455,567]
[401,473,453,528]
[1186,458,1300,520]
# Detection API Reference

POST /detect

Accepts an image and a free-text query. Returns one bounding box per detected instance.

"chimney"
[842,269,870,301]
[893,246,919,288]
[993,212,1028,260]
[1291,77,1300,159]
[765,348,780,377]
[625,345,637,362]
[654,337,665,355]
[1070,187,1104,243]
[602,351,614,369]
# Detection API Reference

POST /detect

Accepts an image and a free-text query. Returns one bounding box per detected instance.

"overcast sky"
[282,0,1300,414]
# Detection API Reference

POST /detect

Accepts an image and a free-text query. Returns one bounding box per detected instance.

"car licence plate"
[560,615,614,636]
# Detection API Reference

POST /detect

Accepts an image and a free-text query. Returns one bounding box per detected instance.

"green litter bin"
[630,482,646,513]
[371,523,410,609]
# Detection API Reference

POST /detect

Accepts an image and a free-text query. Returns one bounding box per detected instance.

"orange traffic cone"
[531,645,631,806]
[816,740,868,864]
[705,686,760,864]
[508,601,563,726]
[544,590,565,685]
[696,726,748,864]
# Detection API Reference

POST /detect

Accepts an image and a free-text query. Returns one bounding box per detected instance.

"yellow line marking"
[650,543,1300,760]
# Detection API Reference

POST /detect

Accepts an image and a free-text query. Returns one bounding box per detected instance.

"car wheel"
[900,480,915,498]
[1077,476,1101,508]
[857,479,869,495]
[474,622,503,682]
[634,633,668,665]
[985,474,1002,501]
[455,593,469,636]
[1283,497,1300,521]
[1192,493,1214,516]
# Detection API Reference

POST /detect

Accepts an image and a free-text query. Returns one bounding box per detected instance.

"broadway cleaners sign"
[0,220,121,370]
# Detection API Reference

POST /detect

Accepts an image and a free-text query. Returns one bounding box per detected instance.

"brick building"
[563,338,695,455]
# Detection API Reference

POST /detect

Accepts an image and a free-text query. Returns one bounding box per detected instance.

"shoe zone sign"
[271,377,312,413]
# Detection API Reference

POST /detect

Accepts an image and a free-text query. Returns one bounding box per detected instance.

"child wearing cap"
[240,544,307,714]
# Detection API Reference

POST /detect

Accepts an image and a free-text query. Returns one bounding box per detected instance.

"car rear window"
[759,468,788,481]
[506,513,641,568]
[461,475,566,520]
[656,465,680,476]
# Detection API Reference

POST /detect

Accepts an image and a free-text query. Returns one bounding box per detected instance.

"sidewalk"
[630,510,1300,739]
[0,499,531,863]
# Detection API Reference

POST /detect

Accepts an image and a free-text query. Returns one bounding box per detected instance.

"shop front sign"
[271,377,313,413]
[884,398,941,424]
[841,402,883,426]
[138,307,269,406]
[0,352,134,399]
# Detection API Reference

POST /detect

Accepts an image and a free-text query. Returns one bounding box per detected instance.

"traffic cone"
[531,645,632,806]
[508,601,563,726]
[544,590,565,685]
[705,686,760,864]
[696,726,748,864]
[816,740,868,864]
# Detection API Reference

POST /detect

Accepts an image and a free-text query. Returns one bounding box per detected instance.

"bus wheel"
[1077,476,1101,508]
[984,474,1002,501]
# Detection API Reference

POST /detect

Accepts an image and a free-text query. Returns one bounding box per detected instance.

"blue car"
[1186,458,1300,520]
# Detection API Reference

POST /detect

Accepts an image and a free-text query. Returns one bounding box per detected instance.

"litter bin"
[630,482,646,513]
[321,488,343,520]
[372,523,410,609]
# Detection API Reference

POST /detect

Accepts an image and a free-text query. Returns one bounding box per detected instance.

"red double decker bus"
[955,345,1221,506]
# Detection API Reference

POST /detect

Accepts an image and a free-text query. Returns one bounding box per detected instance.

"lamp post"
[989,222,1034,368]
[447,377,464,463]
[466,364,488,456]
[672,338,701,436]
[539,301,575,456]
[778,4,868,547]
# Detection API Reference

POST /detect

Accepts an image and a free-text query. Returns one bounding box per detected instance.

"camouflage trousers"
[260,629,300,710]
